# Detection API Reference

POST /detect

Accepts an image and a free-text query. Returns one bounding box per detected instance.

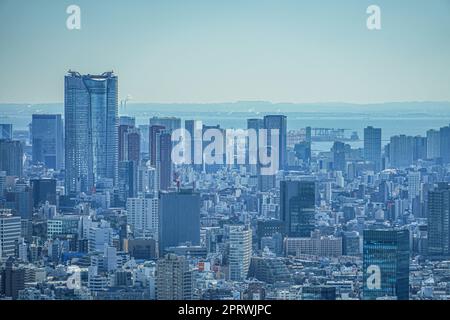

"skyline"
[1,0,450,104]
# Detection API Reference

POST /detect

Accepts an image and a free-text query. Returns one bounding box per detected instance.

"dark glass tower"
[428,183,450,258]
[364,126,382,172]
[159,189,200,253]
[280,180,316,237]
[263,115,287,171]
[363,229,410,300]
[32,114,64,170]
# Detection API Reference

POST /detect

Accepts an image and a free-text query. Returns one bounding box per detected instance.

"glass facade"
[363,229,410,300]
[64,71,118,194]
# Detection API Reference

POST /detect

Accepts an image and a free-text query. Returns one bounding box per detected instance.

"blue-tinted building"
[280,180,316,237]
[159,189,200,253]
[32,114,64,170]
[263,115,287,171]
[0,124,13,140]
[363,229,410,300]
[364,126,382,172]
[64,71,118,194]
[0,139,23,177]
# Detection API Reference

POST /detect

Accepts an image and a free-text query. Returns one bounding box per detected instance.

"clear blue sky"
[0,0,449,103]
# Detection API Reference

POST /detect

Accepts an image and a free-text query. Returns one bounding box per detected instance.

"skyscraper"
[149,125,165,167]
[407,171,421,202]
[0,139,23,177]
[364,126,382,171]
[156,253,193,300]
[31,114,64,170]
[64,71,118,194]
[0,124,13,140]
[228,225,252,281]
[149,117,181,133]
[158,131,173,191]
[363,229,410,300]
[159,189,200,253]
[263,115,287,171]
[0,257,25,300]
[30,179,57,209]
[118,160,138,203]
[389,135,414,169]
[428,183,450,258]
[119,119,140,163]
[0,210,21,259]
[332,141,346,172]
[440,125,450,164]
[185,120,203,169]
[427,129,440,160]
[280,180,316,237]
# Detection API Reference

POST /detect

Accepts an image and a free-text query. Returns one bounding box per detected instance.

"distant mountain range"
[1,101,450,116]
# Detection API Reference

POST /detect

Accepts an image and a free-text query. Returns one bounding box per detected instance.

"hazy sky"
[0,0,449,104]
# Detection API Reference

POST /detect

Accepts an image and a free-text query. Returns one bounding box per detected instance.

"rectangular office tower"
[363,229,410,300]
[263,115,287,171]
[0,210,22,259]
[0,139,23,177]
[32,114,64,170]
[64,71,118,194]
[158,189,200,253]
[364,126,382,171]
[280,180,316,237]
[428,183,450,258]
[0,124,13,140]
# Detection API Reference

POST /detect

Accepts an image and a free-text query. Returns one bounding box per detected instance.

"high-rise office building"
[138,125,150,155]
[332,141,346,172]
[228,225,252,281]
[185,120,203,169]
[363,229,410,300]
[263,115,287,171]
[119,122,140,163]
[247,118,264,174]
[30,178,57,208]
[364,126,382,171]
[440,125,450,164]
[118,160,138,203]
[0,257,25,300]
[280,180,316,237]
[0,124,13,140]
[389,135,414,169]
[31,114,64,170]
[156,253,193,300]
[126,197,158,239]
[427,129,440,160]
[407,171,421,202]
[64,71,118,194]
[159,131,173,191]
[413,136,427,161]
[0,139,23,177]
[149,117,181,133]
[5,183,33,219]
[159,189,200,253]
[149,125,165,167]
[0,210,21,259]
[428,183,450,257]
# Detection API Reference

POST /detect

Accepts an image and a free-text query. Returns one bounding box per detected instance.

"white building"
[228,225,252,281]
[126,197,158,239]
[88,223,113,253]
[0,210,21,259]
[408,171,421,201]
